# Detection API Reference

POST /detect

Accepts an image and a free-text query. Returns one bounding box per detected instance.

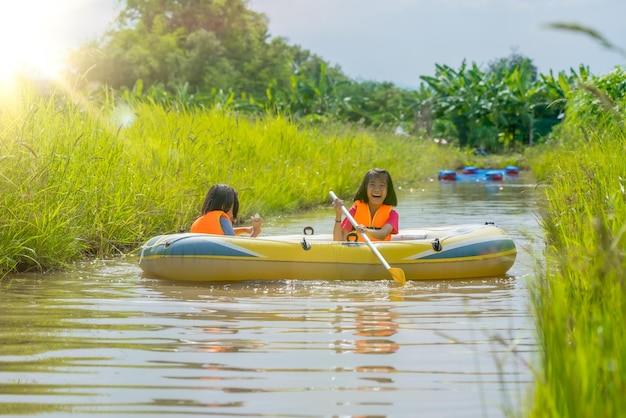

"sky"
[0,0,624,87]
[247,0,626,87]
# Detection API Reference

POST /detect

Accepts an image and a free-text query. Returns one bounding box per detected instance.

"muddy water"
[0,174,542,417]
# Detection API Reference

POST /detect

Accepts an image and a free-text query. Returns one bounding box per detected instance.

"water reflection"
[349,306,400,355]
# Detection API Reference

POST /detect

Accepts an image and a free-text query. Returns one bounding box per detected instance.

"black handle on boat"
[329,191,406,286]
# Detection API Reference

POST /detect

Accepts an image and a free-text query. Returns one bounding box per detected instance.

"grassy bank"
[0,82,464,277]
[524,69,626,417]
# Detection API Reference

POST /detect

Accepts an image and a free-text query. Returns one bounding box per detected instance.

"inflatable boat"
[138,223,516,282]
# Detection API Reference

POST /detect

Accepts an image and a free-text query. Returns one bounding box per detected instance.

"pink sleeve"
[387,210,399,234]
[341,205,358,231]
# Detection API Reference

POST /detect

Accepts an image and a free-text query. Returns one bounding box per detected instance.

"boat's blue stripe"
[162,239,262,258]
[191,244,257,257]
[420,239,515,260]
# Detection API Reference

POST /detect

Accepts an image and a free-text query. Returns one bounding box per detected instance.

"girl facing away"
[190,184,263,237]
[331,168,399,242]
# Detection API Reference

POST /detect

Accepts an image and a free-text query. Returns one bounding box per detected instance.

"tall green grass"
[525,69,626,417]
[0,81,457,276]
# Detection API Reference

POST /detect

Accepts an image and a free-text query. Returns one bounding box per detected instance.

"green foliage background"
[66,0,590,153]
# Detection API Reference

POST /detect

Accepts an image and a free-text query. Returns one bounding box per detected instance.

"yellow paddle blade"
[389,267,406,286]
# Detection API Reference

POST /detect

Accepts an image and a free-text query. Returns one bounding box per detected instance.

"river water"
[0,173,543,417]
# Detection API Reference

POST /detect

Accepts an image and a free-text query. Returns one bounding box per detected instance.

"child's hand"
[250,213,263,237]
[332,198,344,216]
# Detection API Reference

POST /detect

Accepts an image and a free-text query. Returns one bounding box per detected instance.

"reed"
[525,72,626,417]
[0,81,451,275]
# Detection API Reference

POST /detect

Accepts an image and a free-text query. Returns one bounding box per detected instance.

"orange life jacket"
[351,200,392,242]
[190,210,230,234]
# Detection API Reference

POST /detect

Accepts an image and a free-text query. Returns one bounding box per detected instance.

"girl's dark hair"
[200,184,239,219]
[353,168,398,206]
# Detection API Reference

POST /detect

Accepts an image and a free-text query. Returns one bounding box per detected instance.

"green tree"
[421,62,493,148]
[489,60,540,147]
[422,55,567,151]
[334,80,418,127]
[487,49,538,83]
[67,0,320,99]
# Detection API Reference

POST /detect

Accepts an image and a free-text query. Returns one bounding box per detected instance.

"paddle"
[329,191,406,286]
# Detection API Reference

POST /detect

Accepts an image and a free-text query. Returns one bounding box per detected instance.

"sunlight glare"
[0,1,79,84]
[112,105,136,128]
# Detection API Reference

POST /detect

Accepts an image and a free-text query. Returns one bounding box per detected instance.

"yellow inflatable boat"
[138,223,516,282]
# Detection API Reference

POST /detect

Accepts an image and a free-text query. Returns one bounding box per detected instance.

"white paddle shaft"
[329,191,391,270]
